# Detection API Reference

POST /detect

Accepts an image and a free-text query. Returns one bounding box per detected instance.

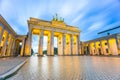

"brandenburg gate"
[25,15,81,56]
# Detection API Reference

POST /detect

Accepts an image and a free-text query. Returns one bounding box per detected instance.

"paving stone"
[0,57,27,76]
[7,56,120,80]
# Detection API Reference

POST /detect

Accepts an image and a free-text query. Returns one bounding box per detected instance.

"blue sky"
[1,0,120,41]
[0,0,120,52]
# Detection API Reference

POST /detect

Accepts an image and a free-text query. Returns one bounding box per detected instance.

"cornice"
[0,15,17,36]
[28,18,81,33]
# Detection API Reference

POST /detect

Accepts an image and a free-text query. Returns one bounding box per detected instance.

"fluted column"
[107,39,111,55]
[1,32,8,57]
[77,35,80,55]
[100,41,103,55]
[47,31,54,56]
[71,34,74,55]
[94,42,97,55]
[38,30,44,56]
[72,35,78,55]
[25,29,32,56]
[0,28,4,44]
[7,35,13,56]
[58,34,63,55]
[51,31,54,55]
[116,36,120,49]
[11,39,16,56]
[0,28,4,56]
[63,33,66,55]
[68,35,71,55]
[74,35,79,55]
[115,36,120,55]
[78,35,80,55]
[20,38,25,56]
[65,34,71,55]
[89,43,92,55]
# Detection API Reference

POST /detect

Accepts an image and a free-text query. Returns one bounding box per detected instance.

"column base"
[37,55,43,57]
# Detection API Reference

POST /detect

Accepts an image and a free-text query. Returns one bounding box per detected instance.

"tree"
[31,48,34,56]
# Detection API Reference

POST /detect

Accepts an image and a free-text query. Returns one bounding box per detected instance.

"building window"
[105,43,107,45]
[106,48,109,53]
[2,37,4,41]
[98,44,100,46]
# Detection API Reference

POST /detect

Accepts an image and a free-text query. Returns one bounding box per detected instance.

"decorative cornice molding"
[0,15,17,36]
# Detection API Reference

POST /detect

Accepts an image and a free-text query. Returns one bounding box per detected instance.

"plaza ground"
[0,57,27,79]
[4,56,120,80]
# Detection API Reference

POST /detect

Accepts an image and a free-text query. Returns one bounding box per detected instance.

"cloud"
[87,22,105,31]
[1,0,120,44]
[58,0,88,18]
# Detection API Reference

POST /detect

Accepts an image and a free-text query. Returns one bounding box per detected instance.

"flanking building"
[83,27,120,55]
[0,15,27,57]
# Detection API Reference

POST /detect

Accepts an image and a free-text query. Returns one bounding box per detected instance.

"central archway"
[54,37,58,55]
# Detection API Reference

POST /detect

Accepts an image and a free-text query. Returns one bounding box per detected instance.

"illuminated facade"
[0,15,81,57]
[83,34,120,55]
[25,17,80,56]
[0,15,26,57]
[1,14,120,57]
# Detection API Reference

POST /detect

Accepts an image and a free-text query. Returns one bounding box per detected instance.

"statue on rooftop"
[55,13,58,21]
[52,13,64,22]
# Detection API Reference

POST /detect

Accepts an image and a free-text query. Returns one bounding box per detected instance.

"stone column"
[116,36,120,49]
[50,31,54,55]
[20,38,25,56]
[73,35,78,55]
[78,35,80,55]
[38,30,44,56]
[116,36,120,55]
[7,35,13,56]
[94,42,97,55]
[68,35,71,55]
[77,35,80,55]
[65,34,71,55]
[11,39,16,56]
[107,39,111,55]
[63,33,66,55]
[9,38,14,56]
[58,34,63,55]
[0,28,4,56]
[47,31,54,56]
[89,43,92,55]
[0,28,4,44]
[100,41,103,55]
[1,32,8,57]
[25,29,32,56]
[71,34,74,55]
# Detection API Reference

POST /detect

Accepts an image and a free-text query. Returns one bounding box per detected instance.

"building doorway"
[32,35,39,56]
[54,37,58,55]
[43,36,48,56]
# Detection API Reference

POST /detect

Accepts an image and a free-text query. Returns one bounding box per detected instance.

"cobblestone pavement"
[7,56,120,80]
[0,57,27,75]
